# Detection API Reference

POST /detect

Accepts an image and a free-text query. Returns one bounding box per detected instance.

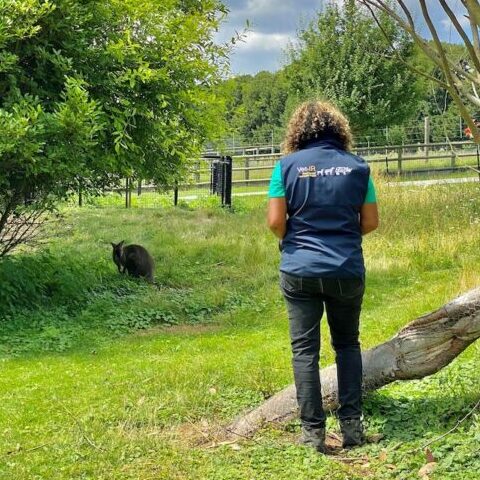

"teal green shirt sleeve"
[268,162,286,198]
[364,176,377,204]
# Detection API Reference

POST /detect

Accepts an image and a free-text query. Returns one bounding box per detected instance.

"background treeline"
[219,1,468,148]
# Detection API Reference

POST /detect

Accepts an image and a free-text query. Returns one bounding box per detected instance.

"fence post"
[450,151,456,168]
[137,179,142,196]
[194,161,200,182]
[125,177,132,208]
[78,179,83,207]
[477,144,480,182]
[223,156,232,208]
[397,147,402,173]
[174,181,178,206]
[210,161,215,194]
[384,146,389,175]
[424,116,430,163]
[245,157,249,181]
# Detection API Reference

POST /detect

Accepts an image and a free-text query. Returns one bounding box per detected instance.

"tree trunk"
[227,288,480,440]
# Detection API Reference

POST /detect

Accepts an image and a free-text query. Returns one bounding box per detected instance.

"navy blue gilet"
[280,137,370,278]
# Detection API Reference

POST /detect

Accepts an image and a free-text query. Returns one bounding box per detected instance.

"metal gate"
[205,155,232,207]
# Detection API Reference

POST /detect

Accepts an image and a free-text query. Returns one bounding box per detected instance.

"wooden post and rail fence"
[78,141,480,207]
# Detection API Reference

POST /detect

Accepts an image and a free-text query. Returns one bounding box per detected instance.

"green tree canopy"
[221,71,288,145]
[284,0,423,139]
[0,0,229,255]
[219,1,426,146]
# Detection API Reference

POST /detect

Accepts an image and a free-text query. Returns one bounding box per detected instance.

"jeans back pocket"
[280,272,303,293]
[338,278,365,298]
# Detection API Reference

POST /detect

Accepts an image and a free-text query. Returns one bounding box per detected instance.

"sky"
[217,0,470,75]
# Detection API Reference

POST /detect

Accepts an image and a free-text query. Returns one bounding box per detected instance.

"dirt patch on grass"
[174,419,226,447]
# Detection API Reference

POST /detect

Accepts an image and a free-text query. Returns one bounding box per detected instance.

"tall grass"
[0,178,479,479]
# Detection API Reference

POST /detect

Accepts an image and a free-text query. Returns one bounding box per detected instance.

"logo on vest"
[297,165,353,178]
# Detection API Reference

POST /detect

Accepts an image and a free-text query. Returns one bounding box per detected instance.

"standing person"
[267,101,379,453]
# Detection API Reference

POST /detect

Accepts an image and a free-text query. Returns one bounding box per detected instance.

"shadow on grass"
[0,249,260,359]
[0,243,457,361]
[0,250,179,358]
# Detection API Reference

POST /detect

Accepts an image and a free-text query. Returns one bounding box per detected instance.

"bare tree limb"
[438,0,480,73]
[463,89,480,108]
[359,0,480,143]
[362,2,450,89]
[0,206,48,257]
[419,0,480,141]
[465,1,480,96]
[360,0,446,67]
[463,0,480,26]
[226,288,480,440]
[397,0,416,31]
[364,0,480,88]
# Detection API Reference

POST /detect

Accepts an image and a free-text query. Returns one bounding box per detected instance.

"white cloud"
[235,0,320,16]
[235,31,291,52]
[220,0,468,75]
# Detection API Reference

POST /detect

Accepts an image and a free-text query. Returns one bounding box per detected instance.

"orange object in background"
[464,120,480,139]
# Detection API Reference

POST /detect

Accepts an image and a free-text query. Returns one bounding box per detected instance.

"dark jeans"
[280,272,365,429]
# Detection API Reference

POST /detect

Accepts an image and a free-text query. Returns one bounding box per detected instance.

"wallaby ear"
[111,242,116,248]
[119,240,125,247]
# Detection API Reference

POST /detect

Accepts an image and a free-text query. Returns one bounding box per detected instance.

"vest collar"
[302,136,344,150]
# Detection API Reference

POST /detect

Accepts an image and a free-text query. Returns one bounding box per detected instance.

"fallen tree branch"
[226,288,480,440]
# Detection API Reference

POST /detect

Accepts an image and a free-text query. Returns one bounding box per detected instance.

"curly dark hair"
[283,101,353,153]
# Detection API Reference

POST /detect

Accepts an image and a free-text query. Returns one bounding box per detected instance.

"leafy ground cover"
[0,179,479,479]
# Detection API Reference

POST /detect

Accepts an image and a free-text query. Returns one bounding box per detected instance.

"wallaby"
[111,241,155,283]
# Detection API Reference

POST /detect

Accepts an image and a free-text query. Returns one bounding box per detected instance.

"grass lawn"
[0,180,479,479]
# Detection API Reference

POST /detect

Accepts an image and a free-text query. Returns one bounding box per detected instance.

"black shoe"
[300,426,326,453]
[340,418,365,448]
